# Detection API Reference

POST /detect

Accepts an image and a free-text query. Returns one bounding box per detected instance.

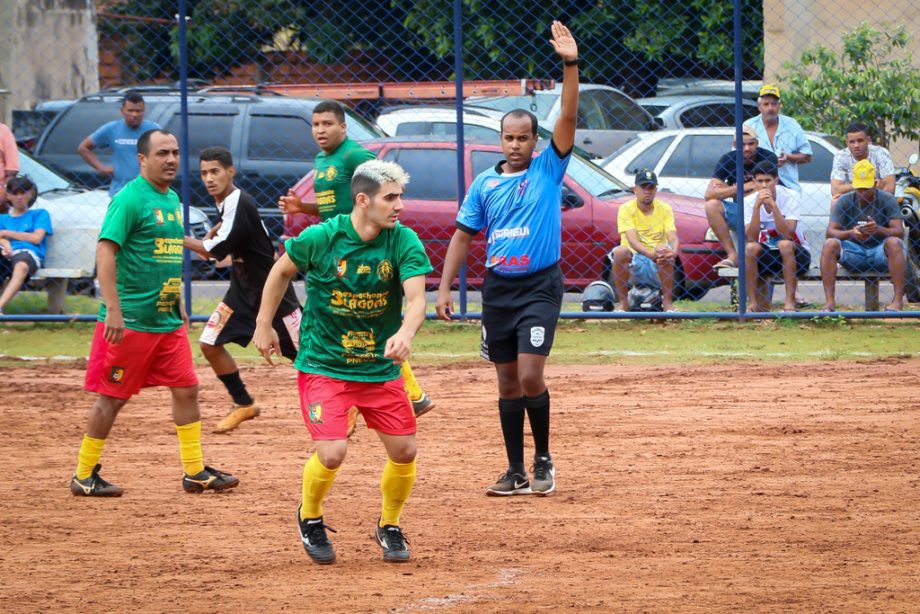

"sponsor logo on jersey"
[357,264,371,275]
[336,259,347,277]
[517,179,529,197]
[109,367,125,383]
[488,254,531,269]
[153,209,165,224]
[487,226,530,245]
[308,402,323,424]
[485,179,500,189]
[341,330,377,364]
[376,259,394,282]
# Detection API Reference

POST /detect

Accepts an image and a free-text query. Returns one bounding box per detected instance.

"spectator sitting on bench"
[0,176,53,315]
[743,161,811,312]
[830,122,896,206]
[705,124,778,270]
[610,169,679,312]
[820,159,905,312]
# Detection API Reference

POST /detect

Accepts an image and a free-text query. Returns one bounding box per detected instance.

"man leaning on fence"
[820,160,905,312]
[830,122,896,206]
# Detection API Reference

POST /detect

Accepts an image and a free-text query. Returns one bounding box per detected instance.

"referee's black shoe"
[297,508,336,564]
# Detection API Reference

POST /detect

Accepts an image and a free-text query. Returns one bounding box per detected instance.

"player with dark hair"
[436,21,579,496]
[78,91,160,197]
[279,99,435,427]
[183,146,302,432]
[254,159,431,565]
[0,175,52,314]
[70,129,238,497]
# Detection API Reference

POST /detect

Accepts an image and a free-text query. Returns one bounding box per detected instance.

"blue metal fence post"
[454,0,468,320]
[177,1,192,317]
[733,0,747,316]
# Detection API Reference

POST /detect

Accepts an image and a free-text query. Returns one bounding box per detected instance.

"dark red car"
[282,137,725,299]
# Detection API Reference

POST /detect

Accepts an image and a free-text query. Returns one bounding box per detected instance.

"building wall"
[0,0,98,123]
[763,0,920,163]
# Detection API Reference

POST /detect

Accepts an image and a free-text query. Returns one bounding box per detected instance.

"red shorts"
[297,372,416,440]
[84,322,198,399]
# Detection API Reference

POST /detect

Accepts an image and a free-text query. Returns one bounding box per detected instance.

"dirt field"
[2,358,919,613]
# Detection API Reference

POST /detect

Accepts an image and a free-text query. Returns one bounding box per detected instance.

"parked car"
[636,96,758,130]
[31,90,383,241]
[467,83,660,158]
[655,79,763,100]
[374,106,598,160]
[16,147,216,280]
[283,137,726,299]
[599,127,842,269]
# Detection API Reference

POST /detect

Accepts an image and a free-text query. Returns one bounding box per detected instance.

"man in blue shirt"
[744,84,812,192]
[77,92,160,197]
[436,20,579,498]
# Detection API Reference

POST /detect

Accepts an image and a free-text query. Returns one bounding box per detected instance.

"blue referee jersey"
[456,142,571,277]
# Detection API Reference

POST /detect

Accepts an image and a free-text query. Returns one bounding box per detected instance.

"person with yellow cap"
[744,84,813,193]
[819,159,906,311]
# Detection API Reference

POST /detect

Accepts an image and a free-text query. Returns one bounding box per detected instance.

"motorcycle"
[895,153,920,302]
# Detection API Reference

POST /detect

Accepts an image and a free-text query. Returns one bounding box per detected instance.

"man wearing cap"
[744,84,812,193]
[704,124,779,269]
[830,122,896,205]
[610,169,679,312]
[819,159,905,311]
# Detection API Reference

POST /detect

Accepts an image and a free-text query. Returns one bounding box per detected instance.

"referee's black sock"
[524,389,551,458]
[218,371,254,406]
[498,397,526,475]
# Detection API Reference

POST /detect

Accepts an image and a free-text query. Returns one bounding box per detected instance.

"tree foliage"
[780,23,920,147]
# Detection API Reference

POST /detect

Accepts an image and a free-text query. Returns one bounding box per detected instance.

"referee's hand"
[435,289,453,321]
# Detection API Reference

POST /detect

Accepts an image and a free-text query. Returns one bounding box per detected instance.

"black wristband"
[564,58,579,66]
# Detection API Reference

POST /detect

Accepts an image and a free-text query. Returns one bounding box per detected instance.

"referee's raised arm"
[549,20,579,155]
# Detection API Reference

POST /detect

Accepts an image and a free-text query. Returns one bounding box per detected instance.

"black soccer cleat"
[297,508,337,565]
[182,466,240,493]
[374,519,411,562]
[70,463,124,497]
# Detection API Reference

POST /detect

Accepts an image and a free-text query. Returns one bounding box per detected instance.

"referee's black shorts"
[480,264,563,364]
[200,302,301,361]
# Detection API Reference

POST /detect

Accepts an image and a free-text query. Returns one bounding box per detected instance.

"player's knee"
[387,440,416,464]
[317,444,347,469]
[519,372,546,397]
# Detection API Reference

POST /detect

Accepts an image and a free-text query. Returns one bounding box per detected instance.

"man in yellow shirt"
[610,170,679,312]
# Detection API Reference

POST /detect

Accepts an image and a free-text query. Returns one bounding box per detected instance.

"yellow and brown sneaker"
[214,403,260,433]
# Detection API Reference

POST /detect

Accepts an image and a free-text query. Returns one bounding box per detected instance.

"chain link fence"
[0,0,917,320]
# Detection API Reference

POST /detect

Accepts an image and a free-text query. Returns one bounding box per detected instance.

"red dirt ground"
[2,359,919,613]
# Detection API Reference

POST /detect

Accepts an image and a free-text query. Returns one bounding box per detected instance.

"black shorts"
[757,244,810,278]
[0,251,40,282]
[480,264,563,363]
[200,302,301,361]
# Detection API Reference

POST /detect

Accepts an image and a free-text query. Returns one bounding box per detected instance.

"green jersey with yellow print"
[97,175,184,333]
[314,137,377,220]
[284,214,432,382]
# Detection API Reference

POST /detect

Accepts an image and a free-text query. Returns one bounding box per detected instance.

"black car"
[32,90,383,241]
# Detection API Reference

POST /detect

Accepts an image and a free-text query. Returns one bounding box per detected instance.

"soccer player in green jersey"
[255,159,431,564]
[279,100,434,428]
[70,129,238,497]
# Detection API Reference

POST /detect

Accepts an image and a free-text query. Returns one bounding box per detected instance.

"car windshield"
[468,95,556,120]
[17,149,73,193]
[345,110,385,140]
[640,104,668,117]
[565,153,629,198]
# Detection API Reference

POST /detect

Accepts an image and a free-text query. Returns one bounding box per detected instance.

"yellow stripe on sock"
[76,434,106,480]
[301,454,338,520]
[380,457,416,527]
[401,361,423,401]
[175,421,205,476]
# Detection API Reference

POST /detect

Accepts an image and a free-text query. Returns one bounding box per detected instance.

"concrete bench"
[31,226,99,314]
[717,267,885,311]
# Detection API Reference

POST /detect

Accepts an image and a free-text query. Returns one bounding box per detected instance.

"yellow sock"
[175,421,205,476]
[380,457,416,527]
[301,453,338,520]
[75,434,106,479]
[401,361,423,401]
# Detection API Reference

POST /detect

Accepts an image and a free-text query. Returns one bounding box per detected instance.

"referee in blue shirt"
[436,20,579,497]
